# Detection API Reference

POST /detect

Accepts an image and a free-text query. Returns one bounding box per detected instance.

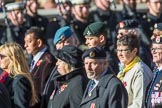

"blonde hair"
[0,42,38,105]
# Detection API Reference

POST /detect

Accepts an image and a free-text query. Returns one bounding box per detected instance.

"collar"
[56,68,83,82]
[33,47,47,67]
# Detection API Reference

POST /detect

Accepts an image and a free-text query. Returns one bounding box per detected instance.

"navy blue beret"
[116,19,138,30]
[54,26,73,45]
[55,45,83,68]
[82,47,106,60]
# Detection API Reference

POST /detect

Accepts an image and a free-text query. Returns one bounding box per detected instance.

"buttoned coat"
[80,69,128,108]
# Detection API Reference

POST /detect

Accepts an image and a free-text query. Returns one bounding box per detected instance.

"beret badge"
[89,51,95,58]
[61,35,65,41]
[119,22,125,28]
[87,30,91,36]
[154,23,157,29]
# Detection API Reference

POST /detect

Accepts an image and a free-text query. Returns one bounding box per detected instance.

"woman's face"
[117,45,136,65]
[56,59,70,75]
[0,52,10,71]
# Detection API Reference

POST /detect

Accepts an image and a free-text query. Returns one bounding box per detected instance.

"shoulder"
[12,75,30,88]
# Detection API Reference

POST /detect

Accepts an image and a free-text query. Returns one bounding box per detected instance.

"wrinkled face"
[56,59,69,75]
[117,45,136,65]
[148,1,162,15]
[24,33,40,55]
[55,36,76,50]
[151,43,162,64]
[85,36,100,48]
[72,4,90,19]
[84,58,106,79]
[0,53,10,70]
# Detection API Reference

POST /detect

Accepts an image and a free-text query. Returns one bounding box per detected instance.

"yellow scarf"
[117,56,141,81]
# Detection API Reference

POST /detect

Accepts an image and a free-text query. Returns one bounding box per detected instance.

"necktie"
[30,60,35,72]
[88,80,95,94]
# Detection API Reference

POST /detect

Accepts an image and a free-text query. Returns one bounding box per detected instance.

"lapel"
[80,84,98,105]
[80,69,115,106]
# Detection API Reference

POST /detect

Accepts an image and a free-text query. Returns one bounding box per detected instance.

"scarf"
[117,56,141,81]
[0,71,9,84]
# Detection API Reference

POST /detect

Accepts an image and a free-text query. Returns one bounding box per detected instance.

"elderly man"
[80,47,128,108]
[146,23,162,108]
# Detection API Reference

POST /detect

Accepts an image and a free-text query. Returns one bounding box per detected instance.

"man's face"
[26,0,38,15]
[85,36,100,48]
[123,0,136,10]
[147,1,162,15]
[151,43,162,64]
[84,58,106,79]
[117,45,137,65]
[24,33,40,55]
[72,4,90,20]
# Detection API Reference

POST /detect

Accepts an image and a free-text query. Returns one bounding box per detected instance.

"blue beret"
[54,26,73,45]
[55,45,83,68]
[154,23,162,31]
[82,47,106,60]
[116,19,138,30]
[83,22,106,36]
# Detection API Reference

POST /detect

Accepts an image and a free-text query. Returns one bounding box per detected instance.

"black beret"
[83,22,106,36]
[154,23,162,31]
[55,45,83,68]
[116,19,138,30]
[82,47,106,60]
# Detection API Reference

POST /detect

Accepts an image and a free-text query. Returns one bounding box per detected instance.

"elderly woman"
[116,34,153,108]
[0,42,38,108]
[47,45,88,108]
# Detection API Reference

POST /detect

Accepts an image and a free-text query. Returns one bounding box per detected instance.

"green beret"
[83,22,106,37]
[82,47,106,60]
[5,2,25,12]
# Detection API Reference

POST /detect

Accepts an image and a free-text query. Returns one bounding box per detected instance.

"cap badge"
[119,22,125,28]
[61,35,65,41]
[156,36,161,43]
[87,30,91,36]
[154,23,157,29]
[89,51,95,58]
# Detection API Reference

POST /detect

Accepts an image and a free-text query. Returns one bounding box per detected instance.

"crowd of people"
[0,0,162,108]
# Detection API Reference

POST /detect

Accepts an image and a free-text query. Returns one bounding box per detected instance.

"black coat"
[5,75,32,108]
[80,69,128,108]
[0,83,11,108]
[47,68,88,108]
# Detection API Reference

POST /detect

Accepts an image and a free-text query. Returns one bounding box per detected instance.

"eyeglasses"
[116,49,131,53]
[151,48,162,52]
[0,54,6,60]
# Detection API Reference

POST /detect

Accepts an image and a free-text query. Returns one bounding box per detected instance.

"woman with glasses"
[116,34,153,108]
[0,42,38,108]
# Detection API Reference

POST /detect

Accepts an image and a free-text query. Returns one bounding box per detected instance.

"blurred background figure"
[139,0,162,48]
[0,42,38,108]
[38,0,57,9]
[25,0,48,34]
[118,0,145,20]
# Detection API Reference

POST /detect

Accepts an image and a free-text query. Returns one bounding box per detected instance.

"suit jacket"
[0,83,11,108]
[146,69,162,108]
[47,68,88,108]
[80,69,128,108]
[31,50,56,108]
